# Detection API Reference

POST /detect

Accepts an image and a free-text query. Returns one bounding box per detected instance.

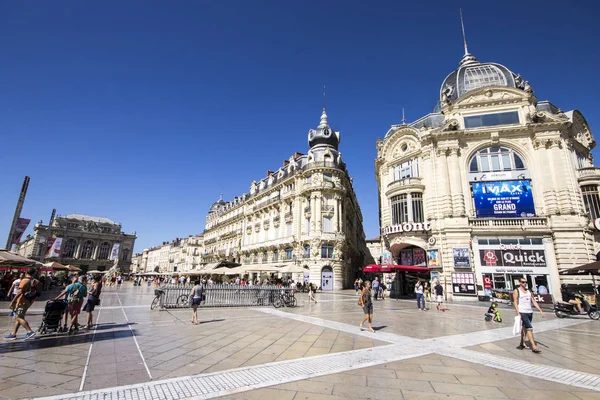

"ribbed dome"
[209,194,226,214]
[308,108,339,150]
[440,53,517,105]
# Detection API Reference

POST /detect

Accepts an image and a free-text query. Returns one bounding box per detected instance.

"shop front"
[473,237,557,307]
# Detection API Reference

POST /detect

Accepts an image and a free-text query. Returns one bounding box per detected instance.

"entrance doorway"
[321,266,333,291]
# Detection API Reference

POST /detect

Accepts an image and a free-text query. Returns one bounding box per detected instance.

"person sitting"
[486,302,502,322]
[561,284,585,314]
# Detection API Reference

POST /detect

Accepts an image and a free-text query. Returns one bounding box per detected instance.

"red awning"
[362,264,430,273]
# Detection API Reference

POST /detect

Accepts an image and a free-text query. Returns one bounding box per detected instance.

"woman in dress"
[358,281,375,333]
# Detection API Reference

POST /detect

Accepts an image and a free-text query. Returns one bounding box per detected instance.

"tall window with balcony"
[284,247,293,260]
[582,185,600,220]
[390,193,424,225]
[273,250,279,262]
[285,222,292,237]
[391,159,419,181]
[322,216,333,232]
[321,244,334,259]
[81,240,94,259]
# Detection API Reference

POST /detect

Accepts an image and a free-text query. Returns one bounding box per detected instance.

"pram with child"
[38,299,68,334]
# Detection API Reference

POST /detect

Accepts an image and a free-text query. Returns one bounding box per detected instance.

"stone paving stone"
[498,388,582,400]
[0,366,34,380]
[286,393,351,400]
[401,390,476,400]
[430,382,507,398]
[275,380,334,395]
[367,376,435,391]
[0,382,70,399]
[333,383,405,399]
[573,393,600,400]
[421,365,482,376]
[219,388,296,400]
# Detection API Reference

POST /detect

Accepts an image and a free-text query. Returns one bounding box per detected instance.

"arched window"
[98,242,111,260]
[81,240,94,259]
[321,245,334,259]
[62,238,77,258]
[469,147,525,173]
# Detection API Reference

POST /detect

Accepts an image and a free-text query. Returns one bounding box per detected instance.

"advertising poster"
[452,247,470,268]
[400,249,413,265]
[451,272,476,295]
[11,218,31,245]
[381,250,393,265]
[472,180,535,218]
[50,237,63,258]
[45,238,56,256]
[413,249,426,266]
[110,242,121,261]
[427,249,441,268]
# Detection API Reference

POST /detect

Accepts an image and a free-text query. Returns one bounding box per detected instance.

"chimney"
[294,152,304,159]
[283,160,290,167]
[266,170,274,176]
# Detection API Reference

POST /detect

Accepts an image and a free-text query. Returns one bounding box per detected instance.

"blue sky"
[1,1,599,252]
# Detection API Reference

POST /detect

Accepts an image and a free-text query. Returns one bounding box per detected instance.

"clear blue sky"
[2,1,599,253]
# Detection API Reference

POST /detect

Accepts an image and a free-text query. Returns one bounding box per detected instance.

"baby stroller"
[39,299,68,334]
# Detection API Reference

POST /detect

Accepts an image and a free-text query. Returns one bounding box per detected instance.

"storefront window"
[492,274,506,289]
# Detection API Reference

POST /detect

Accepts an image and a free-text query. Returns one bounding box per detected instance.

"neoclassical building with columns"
[203,109,367,290]
[375,48,598,301]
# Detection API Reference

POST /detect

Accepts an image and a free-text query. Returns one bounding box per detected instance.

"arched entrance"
[321,266,333,291]
[389,243,430,297]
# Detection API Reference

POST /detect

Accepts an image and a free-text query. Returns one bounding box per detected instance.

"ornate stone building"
[204,109,367,290]
[375,47,597,301]
[131,234,205,274]
[16,214,136,273]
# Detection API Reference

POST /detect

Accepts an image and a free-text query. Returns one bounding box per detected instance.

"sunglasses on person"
[519,280,527,284]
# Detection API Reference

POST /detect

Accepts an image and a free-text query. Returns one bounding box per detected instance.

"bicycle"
[151,289,188,309]
[273,291,297,308]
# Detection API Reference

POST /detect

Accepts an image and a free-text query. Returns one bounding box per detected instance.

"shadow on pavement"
[373,325,387,331]
[0,327,136,354]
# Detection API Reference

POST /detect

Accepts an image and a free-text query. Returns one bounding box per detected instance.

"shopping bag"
[512,315,522,336]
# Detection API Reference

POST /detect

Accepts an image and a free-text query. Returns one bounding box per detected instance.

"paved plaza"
[1,284,599,400]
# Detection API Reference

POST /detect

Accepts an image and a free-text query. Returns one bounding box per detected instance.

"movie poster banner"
[11,218,31,245]
[452,247,470,268]
[400,249,413,265]
[472,180,536,218]
[50,237,63,258]
[451,272,477,295]
[45,238,56,257]
[427,249,441,268]
[413,249,426,266]
[110,242,121,261]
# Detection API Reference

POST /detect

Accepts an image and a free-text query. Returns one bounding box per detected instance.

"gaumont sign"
[382,221,431,235]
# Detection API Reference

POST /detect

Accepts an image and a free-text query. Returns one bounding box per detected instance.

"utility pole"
[5,176,30,251]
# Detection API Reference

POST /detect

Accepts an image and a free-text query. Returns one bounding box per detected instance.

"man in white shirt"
[7,273,24,317]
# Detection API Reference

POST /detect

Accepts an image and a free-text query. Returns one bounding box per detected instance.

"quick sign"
[472,180,535,218]
[480,249,546,268]
[382,221,431,235]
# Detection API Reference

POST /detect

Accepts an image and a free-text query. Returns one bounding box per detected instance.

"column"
[334,196,340,232]
[315,194,322,232]
[548,139,573,214]
[310,195,316,232]
[447,146,466,216]
[74,241,82,259]
[436,147,452,217]
[535,139,558,215]
[421,145,435,220]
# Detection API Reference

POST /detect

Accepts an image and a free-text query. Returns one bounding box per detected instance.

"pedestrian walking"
[116,275,123,289]
[354,279,360,294]
[56,276,88,333]
[7,273,24,316]
[372,276,380,300]
[5,268,40,340]
[82,274,102,330]
[358,281,375,333]
[308,284,318,304]
[513,278,544,353]
[424,282,432,302]
[434,280,445,311]
[415,280,426,311]
[190,280,204,324]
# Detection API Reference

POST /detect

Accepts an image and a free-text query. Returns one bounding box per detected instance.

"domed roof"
[209,194,226,214]
[308,108,339,150]
[439,53,518,105]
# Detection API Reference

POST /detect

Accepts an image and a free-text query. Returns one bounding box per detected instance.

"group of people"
[414,280,445,311]
[4,268,103,340]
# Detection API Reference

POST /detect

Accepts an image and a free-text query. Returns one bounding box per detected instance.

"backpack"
[68,283,83,304]
[23,279,42,301]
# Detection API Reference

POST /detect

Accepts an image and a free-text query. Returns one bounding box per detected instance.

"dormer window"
[464,111,519,129]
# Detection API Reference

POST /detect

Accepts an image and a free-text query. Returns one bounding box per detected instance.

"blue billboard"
[472,180,535,218]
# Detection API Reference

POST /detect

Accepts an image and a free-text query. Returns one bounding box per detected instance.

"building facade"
[375,49,598,302]
[133,234,205,274]
[204,109,368,290]
[16,214,136,273]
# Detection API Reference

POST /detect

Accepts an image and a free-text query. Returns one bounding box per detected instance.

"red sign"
[483,275,493,289]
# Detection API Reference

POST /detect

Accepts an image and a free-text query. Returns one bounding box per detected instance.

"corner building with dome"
[203,109,368,290]
[375,48,599,302]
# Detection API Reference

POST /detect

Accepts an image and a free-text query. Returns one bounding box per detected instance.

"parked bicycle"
[151,289,188,310]
[273,290,297,308]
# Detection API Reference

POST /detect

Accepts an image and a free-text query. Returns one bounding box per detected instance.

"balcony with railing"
[577,167,600,183]
[322,205,335,215]
[468,217,549,229]
[386,177,424,195]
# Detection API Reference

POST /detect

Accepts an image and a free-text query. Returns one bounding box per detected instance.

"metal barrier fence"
[153,284,296,309]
